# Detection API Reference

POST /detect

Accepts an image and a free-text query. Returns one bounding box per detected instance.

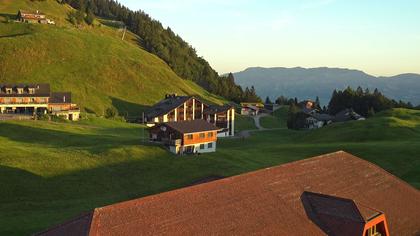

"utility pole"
[121,26,126,41]
[141,112,145,144]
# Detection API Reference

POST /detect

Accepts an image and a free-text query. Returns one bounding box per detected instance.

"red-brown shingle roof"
[164,119,220,134]
[36,151,420,236]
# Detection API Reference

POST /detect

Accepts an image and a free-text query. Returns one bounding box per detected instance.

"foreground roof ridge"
[35,151,420,235]
[94,150,350,213]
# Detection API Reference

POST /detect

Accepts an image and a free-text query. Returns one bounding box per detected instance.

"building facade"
[240,102,264,116]
[149,120,219,155]
[0,84,79,121]
[145,94,235,137]
[17,10,55,24]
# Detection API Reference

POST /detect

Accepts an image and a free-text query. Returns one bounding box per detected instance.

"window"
[200,144,205,149]
[186,134,193,140]
[207,132,213,138]
[6,88,12,94]
[28,88,35,94]
[199,133,205,138]
[17,88,23,94]
[208,142,213,149]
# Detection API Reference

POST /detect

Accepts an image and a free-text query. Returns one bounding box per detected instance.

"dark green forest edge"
[60,0,261,103]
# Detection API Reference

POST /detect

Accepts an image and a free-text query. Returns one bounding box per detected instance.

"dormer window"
[17,88,24,94]
[28,88,35,94]
[6,88,12,94]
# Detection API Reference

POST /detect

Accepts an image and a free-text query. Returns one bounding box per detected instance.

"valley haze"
[233,66,420,106]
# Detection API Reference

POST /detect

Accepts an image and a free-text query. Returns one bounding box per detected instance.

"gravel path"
[235,113,285,138]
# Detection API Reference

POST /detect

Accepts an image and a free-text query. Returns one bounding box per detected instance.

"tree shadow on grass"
[0,13,17,20]
[110,97,150,120]
[0,122,147,154]
[0,151,225,235]
[0,32,31,38]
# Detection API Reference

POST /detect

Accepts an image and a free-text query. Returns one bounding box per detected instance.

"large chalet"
[145,94,235,137]
[149,119,219,154]
[0,84,79,120]
[35,151,420,235]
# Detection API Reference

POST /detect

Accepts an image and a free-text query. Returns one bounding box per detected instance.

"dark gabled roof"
[203,104,233,115]
[35,212,93,236]
[145,96,193,119]
[311,113,334,121]
[18,9,45,16]
[36,151,420,236]
[333,108,364,122]
[50,92,72,104]
[0,83,50,97]
[240,102,264,108]
[301,191,382,236]
[164,119,220,134]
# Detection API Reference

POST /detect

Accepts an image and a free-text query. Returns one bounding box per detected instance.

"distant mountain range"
[233,67,420,106]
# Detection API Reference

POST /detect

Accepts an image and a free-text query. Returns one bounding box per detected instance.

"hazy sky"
[119,0,420,76]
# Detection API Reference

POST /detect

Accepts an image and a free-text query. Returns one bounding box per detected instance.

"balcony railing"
[161,138,182,146]
[0,101,48,105]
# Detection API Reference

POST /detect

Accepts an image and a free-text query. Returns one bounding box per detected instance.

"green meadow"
[0,108,419,235]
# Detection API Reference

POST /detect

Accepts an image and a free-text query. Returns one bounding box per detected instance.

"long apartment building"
[0,84,80,120]
[145,94,235,137]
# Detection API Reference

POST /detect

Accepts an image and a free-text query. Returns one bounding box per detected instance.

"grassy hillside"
[260,106,288,128]
[0,108,419,235]
[0,0,224,116]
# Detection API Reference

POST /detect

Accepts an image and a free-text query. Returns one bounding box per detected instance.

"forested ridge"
[60,0,260,103]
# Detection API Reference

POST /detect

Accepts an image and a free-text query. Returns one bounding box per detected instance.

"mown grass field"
[0,108,419,235]
[0,0,225,117]
[260,106,288,128]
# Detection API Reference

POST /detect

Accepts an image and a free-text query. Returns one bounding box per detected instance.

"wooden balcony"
[161,138,182,146]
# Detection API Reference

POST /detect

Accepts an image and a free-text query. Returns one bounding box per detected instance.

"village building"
[149,119,219,154]
[305,113,334,129]
[0,84,79,121]
[240,102,264,116]
[333,108,365,122]
[35,151,420,236]
[264,103,280,113]
[203,104,235,137]
[49,92,80,121]
[17,10,55,24]
[145,94,235,137]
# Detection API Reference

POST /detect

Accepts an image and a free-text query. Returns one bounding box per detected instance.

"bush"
[85,10,95,25]
[105,107,118,119]
[68,10,84,25]
[37,114,50,121]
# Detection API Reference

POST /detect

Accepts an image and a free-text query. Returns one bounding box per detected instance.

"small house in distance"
[149,119,219,154]
[333,108,365,122]
[17,10,55,24]
[145,94,235,137]
[240,102,264,116]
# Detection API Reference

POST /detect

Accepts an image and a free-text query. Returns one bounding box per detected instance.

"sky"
[119,0,420,76]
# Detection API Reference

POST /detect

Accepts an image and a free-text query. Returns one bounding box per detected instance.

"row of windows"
[186,132,214,140]
[1,88,36,94]
[199,142,213,149]
[0,98,47,103]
